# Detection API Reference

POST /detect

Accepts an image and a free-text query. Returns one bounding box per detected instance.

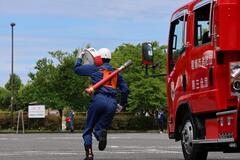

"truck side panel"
[216,1,240,51]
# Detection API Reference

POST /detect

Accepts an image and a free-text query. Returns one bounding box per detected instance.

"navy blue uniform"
[74,58,129,145]
[69,111,75,132]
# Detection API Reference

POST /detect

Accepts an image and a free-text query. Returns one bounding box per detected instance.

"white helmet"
[86,47,96,53]
[82,47,103,66]
[98,48,111,59]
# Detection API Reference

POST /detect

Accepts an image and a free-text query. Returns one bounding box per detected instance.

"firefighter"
[74,48,129,160]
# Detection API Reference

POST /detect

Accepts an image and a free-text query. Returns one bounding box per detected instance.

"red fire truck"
[142,0,240,159]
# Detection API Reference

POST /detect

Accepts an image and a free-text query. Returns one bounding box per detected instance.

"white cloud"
[0,0,190,20]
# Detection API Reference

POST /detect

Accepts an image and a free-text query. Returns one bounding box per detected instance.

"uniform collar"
[102,63,113,70]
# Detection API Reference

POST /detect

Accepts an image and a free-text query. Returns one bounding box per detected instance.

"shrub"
[0,111,161,131]
[0,112,11,129]
[111,114,132,130]
[73,115,86,130]
[44,115,61,131]
[70,113,159,131]
[128,116,157,130]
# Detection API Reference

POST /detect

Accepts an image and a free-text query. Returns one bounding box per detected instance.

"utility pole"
[10,22,16,129]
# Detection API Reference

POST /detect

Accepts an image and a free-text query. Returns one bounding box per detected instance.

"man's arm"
[117,74,129,107]
[74,58,99,76]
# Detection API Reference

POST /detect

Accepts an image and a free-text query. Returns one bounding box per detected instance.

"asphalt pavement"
[0,133,240,160]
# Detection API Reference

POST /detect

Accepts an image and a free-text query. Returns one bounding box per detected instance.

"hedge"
[0,111,163,131]
[0,111,61,131]
[68,112,161,131]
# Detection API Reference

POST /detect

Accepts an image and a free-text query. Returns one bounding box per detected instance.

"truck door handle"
[182,74,187,92]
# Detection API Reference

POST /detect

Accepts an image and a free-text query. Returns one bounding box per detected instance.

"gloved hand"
[78,49,85,59]
[116,104,123,113]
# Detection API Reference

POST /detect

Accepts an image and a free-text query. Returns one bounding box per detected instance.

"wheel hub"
[182,120,193,154]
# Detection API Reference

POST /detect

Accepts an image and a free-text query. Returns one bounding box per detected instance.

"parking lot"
[0,133,240,160]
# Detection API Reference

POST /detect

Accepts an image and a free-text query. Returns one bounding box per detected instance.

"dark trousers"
[83,94,117,145]
[159,120,164,131]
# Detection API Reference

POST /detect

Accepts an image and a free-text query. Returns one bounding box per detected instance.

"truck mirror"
[142,42,153,65]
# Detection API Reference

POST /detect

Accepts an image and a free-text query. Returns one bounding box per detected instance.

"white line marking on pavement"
[97,150,182,154]
[0,149,182,157]
[36,137,80,140]
[0,151,80,157]
[109,145,181,149]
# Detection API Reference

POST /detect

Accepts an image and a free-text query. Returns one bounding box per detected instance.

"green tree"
[128,77,166,111]
[48,50,90,111]
[0,87,11,109]
[5,73,23,92]
[111,42,167,112]
[18,42,168,113]
[19,50,90,112]
[17,82,37,110]
[5,73,23,108]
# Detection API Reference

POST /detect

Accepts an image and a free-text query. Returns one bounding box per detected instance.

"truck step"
[192,138,234,144]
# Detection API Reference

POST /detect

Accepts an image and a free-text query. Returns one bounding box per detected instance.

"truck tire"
[181,114,208,160]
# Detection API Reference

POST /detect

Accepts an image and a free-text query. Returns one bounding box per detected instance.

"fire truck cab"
[143,0,240,159]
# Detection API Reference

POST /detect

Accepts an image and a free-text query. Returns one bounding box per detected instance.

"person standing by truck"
[74,48,129,160]
[69,109,75,133]
[157,109,165,133]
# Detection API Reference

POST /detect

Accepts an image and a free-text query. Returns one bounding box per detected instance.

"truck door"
[189,1,217,113]
[167,9,188,134]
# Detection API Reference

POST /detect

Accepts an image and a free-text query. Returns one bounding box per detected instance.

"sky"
[0,0,190,86]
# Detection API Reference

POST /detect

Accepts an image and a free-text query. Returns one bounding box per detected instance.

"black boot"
[84,145,94,160]
[98,129,107,151]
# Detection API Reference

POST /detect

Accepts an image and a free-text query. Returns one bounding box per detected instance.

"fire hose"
[85,60,133,96]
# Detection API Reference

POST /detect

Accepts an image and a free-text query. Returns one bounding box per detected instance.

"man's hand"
[116,104,123,113]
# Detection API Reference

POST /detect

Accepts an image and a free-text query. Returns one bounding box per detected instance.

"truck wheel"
[181,115,208,160]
